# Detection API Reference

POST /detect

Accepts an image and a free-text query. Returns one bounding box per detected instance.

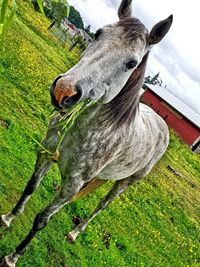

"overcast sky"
[68,0,200,114]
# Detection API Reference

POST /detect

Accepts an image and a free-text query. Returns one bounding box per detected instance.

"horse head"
[50,0,173,110]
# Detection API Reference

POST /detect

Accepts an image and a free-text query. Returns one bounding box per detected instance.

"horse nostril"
[61,85,82,108]
[61,96,75,107]
[72,83,83,102]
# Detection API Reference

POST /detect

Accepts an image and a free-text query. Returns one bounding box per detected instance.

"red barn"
[141,84,200,153]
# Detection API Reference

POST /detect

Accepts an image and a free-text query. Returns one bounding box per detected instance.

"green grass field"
[0,1,200,266]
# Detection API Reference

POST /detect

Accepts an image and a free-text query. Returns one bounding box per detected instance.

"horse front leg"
[67,178,133,243]
[0,177,84,267]
[0,152,53,228]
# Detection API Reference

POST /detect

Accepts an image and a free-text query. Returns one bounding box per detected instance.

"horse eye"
[126,60,138,70]
[94,29,102,40]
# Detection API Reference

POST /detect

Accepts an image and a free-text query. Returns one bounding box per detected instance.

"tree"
[144,75,152,84]
[84,25,94,38]
[144,72,164,87]
[32,0,69,17]
[151,72,160,85]
[68,6,84,29]
[44,0,70,29]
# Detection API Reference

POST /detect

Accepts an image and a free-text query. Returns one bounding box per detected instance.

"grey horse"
[0,0,173,266]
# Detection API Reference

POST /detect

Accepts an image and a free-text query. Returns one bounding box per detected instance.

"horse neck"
[103,52,149,128]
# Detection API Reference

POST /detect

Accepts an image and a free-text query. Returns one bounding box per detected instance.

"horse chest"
[58,122,127,179]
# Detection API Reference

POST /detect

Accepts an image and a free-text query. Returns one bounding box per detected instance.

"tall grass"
[0,0,16,36]
[36,0,45,16]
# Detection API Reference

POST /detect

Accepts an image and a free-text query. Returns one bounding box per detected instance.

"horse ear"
[118,0,132,20]
[149,15,173,45]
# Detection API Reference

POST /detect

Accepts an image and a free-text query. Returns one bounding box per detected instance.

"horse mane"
[105,51,149,128]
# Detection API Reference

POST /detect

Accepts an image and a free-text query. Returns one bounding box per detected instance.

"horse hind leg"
[67,178,132,243]
[68,162,161,242]
[0,152,53,228]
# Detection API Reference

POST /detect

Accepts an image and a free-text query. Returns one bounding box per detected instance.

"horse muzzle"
[50,76,82,109]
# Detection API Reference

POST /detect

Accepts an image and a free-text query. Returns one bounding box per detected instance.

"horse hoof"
[0,256,16,267]
[0,214,15,229]
[0,216,10,228]
[66,233,76,244]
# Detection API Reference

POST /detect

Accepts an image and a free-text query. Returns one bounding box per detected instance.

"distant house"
[61,18,78,36]
[61,19,93,44]
[141,84,200,153]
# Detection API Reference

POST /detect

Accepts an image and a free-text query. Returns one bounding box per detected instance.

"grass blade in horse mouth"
[32,99,94,162]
